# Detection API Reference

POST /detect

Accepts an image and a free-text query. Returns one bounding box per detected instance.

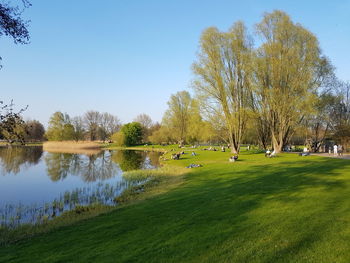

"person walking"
[338,144,343,156]
[334,144,338,156]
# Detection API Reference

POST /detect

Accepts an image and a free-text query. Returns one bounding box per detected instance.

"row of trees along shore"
[45,111,160,146]
[1,9,350,153]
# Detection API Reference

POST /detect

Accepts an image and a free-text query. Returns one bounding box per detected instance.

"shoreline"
[0,145,185,246]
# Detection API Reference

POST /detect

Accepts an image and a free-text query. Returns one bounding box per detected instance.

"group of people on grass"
[172,143,345,164]
[329,144,343,156]
[264,143,345,157]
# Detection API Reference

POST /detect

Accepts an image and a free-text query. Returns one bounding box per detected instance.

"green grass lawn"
[1,149,350,262]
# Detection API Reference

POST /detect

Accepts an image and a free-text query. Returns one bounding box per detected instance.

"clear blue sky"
[1,0,349,125]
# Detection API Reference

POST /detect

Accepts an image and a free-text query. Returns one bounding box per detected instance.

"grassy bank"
[0,204,113,246]
[2,148,350,262]
[0,164,185,247]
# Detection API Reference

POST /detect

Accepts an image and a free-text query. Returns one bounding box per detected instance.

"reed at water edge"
[43,141,102,155]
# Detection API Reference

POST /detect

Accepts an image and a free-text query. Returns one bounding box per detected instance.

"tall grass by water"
[0,163,177,246]
[0,181,131,228]
[43,141,102,155]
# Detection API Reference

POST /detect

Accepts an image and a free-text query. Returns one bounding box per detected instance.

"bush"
[111,131,126,146]
[120,122,143,146]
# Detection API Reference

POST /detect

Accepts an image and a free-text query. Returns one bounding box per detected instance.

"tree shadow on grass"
[1,157,350,262]
[173,157,350,262]
[76,156,350,262]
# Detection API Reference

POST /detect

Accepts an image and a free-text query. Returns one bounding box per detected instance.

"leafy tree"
[162,91,192,145]
[1,114,26,144]
[25,120,45,141]
[252,112,270,150]
[332,81,350,126]
[0,2,31,144]
[111,131,125,146]
[134,113,153,143]
[0,0,31,67]
[192,22,253,153]
[253,10,329,152]
[328,81,350,150]
[45,112,73,141]
[0,101,27,144]
[306,92,341,152]
[62,123,75,140]
[147,122,161,143]
[148,126,172,145]
[186,99,211,144]
[71,116,85,141]
[333,124,350,150]
[120,122,143,146]
[99,112,121,142]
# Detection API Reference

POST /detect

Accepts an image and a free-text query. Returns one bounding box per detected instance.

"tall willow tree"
[192,22,253,153]
[254,10,325,153]
[162,91,193,145]
[45,112,74,141]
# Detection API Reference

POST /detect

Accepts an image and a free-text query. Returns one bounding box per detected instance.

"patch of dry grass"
[43,141,102,155]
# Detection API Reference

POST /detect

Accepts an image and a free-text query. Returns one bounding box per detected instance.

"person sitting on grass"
[299,147,310,156]
[229,155,238,162]
[265,149,277,158]
[171,153,181,160]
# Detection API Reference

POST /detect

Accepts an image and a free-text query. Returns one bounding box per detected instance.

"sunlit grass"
[2,147,350,262]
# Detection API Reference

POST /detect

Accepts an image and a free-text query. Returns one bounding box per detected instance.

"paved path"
[310,153,350,160]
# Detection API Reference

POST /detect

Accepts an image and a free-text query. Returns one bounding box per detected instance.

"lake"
[0,146,161,227]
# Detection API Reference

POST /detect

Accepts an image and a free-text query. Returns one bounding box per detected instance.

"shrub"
[111,131,126,146]
[120,122,143,146]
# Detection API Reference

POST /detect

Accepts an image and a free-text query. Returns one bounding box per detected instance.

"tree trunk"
[228,132,239,154]
[272,133,283,153]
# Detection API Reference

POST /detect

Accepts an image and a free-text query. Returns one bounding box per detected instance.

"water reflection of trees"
[80,151,117,182]
[0,148,161,181]
[45,151,118,182]
[45,153,77,181]
[0,146,43,174]
[111,150,160,171]
[111,150,145,171]
[146,151,161,168]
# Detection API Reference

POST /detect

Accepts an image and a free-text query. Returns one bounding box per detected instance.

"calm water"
[0,146,161,227]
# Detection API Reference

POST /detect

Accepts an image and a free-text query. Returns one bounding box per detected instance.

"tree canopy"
[191,10,334,153]
[120,122,143,146]
[193,21,252,153]
[0,0,31,67]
